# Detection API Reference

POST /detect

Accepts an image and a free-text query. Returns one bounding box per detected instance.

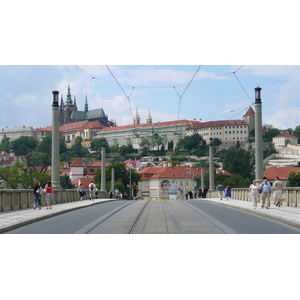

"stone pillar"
[101,142,106,192]
[201,163,204,188]
[254,87,263,184]
[209,138,214,191]
[111,164,115,197]
[52,91,61,189]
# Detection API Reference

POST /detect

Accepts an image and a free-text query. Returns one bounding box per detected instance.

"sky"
[1,65,300,130]
[2,0,299,293]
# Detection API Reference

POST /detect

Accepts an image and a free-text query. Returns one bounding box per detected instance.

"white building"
[273,130,298,147]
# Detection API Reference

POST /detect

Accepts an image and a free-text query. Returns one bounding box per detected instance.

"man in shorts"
[89,180,96,201]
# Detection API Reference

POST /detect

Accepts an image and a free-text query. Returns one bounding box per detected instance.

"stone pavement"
[0,198,115,233]
[1,197,300,233]
[202,198,300,229]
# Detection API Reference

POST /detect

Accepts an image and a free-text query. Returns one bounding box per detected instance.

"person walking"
[249,180,259,209]
[259,177,273,209]
[33,181,42,209]
[44,181,54,209]
[77,183,85,200]
[89,180,96,201]
[273,176,284,207]
[217,183,224,200]
[225,185,231,200]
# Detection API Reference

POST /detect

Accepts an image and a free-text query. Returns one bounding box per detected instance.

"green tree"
[287,171,300,187]
[222,144,255,179]
[60,174,75,189]
[293,125,300,143]
[0,136,11,152]
[11,136,38,156]
[71,137,89,157]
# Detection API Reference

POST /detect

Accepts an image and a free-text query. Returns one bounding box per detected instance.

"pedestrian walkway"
[1,198,300,233]
[0,198,114,233]
[202,198,300,229]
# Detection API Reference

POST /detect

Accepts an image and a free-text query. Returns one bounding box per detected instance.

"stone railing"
[0,189,109,212]
[231,187,300,207]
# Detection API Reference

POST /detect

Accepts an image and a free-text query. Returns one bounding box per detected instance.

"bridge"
[1,190,300,234]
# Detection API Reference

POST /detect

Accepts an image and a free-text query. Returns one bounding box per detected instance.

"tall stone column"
[254,87,263,184]
[201,162,204,188]
[111,163,115,197]
[100,142,106,192]
[209,138,214,191]
[51,91,61,189]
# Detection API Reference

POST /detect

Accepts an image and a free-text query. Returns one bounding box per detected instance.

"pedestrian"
[33,181,42,209]
[109,190,113,199]
[44,180,54,209]
[273,176,284,207]
[259,177,273,209]
[225,185,231,200]
[217,183,224,200]
[198,188,202,198]
[202,186,208,198]
[77,183,86,200]
[249,180,259,209]
[89,180,96,201]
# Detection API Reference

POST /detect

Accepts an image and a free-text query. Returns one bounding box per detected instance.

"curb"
[202,199,300,230]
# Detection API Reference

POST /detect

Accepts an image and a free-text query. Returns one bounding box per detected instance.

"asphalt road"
[5,200,300,234]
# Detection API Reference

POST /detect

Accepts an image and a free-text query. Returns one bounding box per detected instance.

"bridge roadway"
[2,197,300,234]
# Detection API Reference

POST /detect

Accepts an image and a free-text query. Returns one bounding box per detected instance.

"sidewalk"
[202,198,300,229]
[1,198,300,233]
[0,198,114,233]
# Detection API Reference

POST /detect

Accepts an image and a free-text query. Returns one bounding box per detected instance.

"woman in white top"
[249,180,259,209]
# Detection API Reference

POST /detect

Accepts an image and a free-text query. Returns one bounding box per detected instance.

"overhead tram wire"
[177,65,201,120]
[106,65,134,122]
[232,65,253,105]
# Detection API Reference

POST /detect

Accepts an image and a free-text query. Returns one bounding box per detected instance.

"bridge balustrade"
[0,189,109,212]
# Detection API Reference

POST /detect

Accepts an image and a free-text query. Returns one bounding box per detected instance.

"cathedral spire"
[85,94,88,112]
[66,84,73,105]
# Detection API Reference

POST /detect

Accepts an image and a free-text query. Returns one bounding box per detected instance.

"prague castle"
[59,85,116,128]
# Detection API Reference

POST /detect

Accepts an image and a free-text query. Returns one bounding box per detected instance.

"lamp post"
[51,91,61,189]
[200,162,204,188]
[209,138,214,191]
[254,86,263,184]
[100,139,106,192]
[111,163,115,197]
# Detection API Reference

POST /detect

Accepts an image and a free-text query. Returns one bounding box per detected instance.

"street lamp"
[209,138,214,191]
[254,86,263,184]
[51,90,61,189]
[111,163,115,197]
[100,139,106,192]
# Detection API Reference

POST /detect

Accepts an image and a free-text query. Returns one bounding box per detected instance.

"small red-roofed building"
[272,130,298,147]
[137,166,206,200]
[264,166,300,187]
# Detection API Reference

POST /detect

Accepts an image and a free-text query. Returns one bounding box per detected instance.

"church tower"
[85,95,88,112]
[59,84,78,126]
[146,108,152,124]
[133,108,140,125]
[243,106,255,132]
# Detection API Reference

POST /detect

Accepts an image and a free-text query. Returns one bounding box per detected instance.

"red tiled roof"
[138,166,203,180]
[273,130,297,139]
[243,106,255,117]
[70,158,84,167]
[264,166,300,181]
[188,119,248,130]
[72,177,96,188]
[59,121,89,132]
[83,120,104,129]
[100,120,199,132]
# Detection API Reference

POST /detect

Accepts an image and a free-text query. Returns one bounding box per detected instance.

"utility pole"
[209,138,214,191]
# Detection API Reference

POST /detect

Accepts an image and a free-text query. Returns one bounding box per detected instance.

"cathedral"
[59,85,116,127]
